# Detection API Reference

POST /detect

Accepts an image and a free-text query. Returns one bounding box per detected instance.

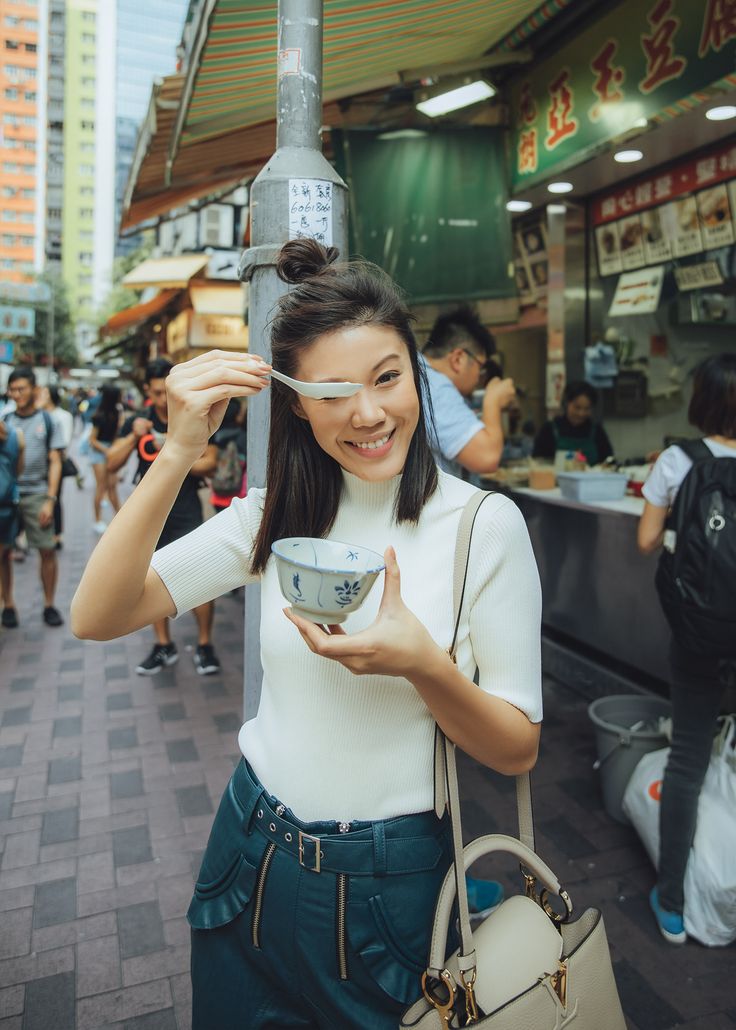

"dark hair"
[688,353,736,437]
[423,305,496,360]
[144,358,173,383]
[8,365,35,387]
[250,237,438,574]
[48,385,61,406]
[563,380,598,406]
[93,385,121,439]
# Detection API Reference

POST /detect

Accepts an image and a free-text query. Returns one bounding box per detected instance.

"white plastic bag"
[622,715,736,947]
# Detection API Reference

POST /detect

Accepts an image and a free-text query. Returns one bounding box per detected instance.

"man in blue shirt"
[421,307,515,479]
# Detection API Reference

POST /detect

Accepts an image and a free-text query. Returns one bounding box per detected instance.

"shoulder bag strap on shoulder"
[675,438,712,464]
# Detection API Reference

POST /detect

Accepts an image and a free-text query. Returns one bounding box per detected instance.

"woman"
[638,353,736,944]
[89,385,122,534]
[72,239,542,1029]
[533,380,613,466]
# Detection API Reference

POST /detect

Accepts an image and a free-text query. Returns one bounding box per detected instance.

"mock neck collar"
[340,469,402,514]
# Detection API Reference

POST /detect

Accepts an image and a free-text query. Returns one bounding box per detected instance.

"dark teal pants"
[189,760,454,1029]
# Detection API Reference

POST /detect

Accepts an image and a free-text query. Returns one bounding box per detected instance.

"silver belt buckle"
[298,830,322,873]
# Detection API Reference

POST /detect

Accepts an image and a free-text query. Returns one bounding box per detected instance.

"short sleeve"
[642,446,690,508]
[120,415,135,437]
[150,488,266,616]
[49,417,66,451]
[467,497,543,723]
[425,373,483,461]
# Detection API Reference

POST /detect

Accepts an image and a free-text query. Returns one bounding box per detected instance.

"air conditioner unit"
[199,204,234,248]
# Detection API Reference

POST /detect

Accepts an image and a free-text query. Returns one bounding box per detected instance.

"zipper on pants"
[336,873,349,980]
[251,842,276,949]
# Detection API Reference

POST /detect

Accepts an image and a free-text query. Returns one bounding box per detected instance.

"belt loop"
[372,820,387,877]
[232,762,263,834]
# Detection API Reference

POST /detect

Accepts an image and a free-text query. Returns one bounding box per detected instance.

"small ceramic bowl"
[271,537,385,624]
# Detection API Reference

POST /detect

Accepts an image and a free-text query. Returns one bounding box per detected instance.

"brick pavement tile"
[22,971,76,1030]
[169,971,191,1030]
[174,785,212,819]
[47,756,82,786]
[0,1013,21,1028]
[75,977,172,1029]
[212,712,241,734]
[31,911,116,953]
[0,985,23,1019]
[117,902,166,960]
[59,658,83,672]
[9,678,33,693]
[0,944,74,992]
[110,770,144,801]
[76,934,121,998]
[115,853,191,889]
[157,704,186,723]
[1,829,40,870]
[77,879,157,920]
[123,1008,177,1030]
[0,856,77,892]
[0,708,32,729]
[200,680,227,698]
[40,807,79,845]
[77,851,115,896]
[0,793,13,822]
[122,943,189,988]
[107,694,133,712]
[0,747,23,771]
[33,876,77,928]
[57,684,82,702]
[614,957,683,1029]
[164,739,199,764]
[0,907,32,961]
[0,885,34,914]
[105,665,130,680]
[79,787,112,822]
[109,727,139,751]
[156,878,194,923]
[112,825,152,868]
[53,716,82,739]
[39,831,113,864]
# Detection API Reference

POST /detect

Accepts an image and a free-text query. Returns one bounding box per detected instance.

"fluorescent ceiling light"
[416,80,495,117]
[614,149,643,162]
[506,199,532,212]
[376,129,429,141]
[547,181,573,194]
[547,204,567,215]
[705,105,736,121]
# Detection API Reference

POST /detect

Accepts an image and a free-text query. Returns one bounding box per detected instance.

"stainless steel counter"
[483,481,670,687]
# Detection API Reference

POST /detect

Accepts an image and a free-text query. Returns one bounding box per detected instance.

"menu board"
[513,219,548,307]
[593,141,736,277]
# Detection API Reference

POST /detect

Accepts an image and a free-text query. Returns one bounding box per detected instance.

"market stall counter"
[481,478,671,688]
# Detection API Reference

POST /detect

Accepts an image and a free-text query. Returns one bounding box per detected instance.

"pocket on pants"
[187,778,260,930]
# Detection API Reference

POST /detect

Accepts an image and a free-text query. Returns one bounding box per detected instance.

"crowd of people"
[2,255,734,1026]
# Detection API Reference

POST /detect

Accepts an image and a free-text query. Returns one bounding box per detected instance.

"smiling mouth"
[345,429,396,453]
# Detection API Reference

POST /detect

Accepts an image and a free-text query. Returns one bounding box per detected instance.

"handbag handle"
[427,833,566,977]
[434,491,543,970]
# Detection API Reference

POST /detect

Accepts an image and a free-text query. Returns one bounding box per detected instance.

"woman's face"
[293,324,420,482]
[565,393,593,426]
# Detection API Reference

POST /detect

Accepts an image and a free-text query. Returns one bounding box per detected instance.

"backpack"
[0,425,20,509]
[655,439,736,658]
[211,438,243,494]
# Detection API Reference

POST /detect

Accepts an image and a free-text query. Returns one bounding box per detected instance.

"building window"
[2,234,14,246]
[3,16,19,26]
[20,212,33,223]
[79,142,93,153]
[81,77,94,87]
[22,141,35,151]
[23,42,36,53]
[1,259,15,270]
[81,54,94,64]
[80,120,94,131]
[2,209,16,220]
[79,186,94,196]
[79,207,93,218]
[23,19,37,30]
[4,39,20,50]
[23,115,36,126]
[78,251,93,264]
[79,229,93,241]
[2,186,14,198]
[24,90,35,102]
[2,162,19,173]
[4,86,18,99]
[80,97,94,109]
[81,11,95,22]
[48,207,61,220]
[78,164,94,175]
[81,33,95,44]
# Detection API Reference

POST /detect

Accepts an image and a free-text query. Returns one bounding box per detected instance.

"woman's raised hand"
[283,547,440,678]
[164,350,271,463]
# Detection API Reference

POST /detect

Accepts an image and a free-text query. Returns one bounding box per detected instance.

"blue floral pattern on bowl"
[335,580,361,607]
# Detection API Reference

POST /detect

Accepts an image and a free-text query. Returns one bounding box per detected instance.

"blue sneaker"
[465,875,504,918]
[649,887,686,944]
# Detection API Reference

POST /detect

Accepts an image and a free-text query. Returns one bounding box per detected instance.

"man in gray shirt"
[2,366,64,627]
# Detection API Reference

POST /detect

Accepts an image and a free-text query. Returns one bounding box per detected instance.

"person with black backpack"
[637,352,736,945]
[0,418,25,574]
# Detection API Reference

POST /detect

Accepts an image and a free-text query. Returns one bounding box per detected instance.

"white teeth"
[352,433,391,450]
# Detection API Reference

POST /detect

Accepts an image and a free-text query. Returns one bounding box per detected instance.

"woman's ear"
[291,399,309,421]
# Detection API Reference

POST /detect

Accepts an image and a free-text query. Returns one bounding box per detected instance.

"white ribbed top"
[151,471,542,821]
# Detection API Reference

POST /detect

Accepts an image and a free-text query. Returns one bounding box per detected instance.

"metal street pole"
[238,0,348,718]
[47,291,55,383]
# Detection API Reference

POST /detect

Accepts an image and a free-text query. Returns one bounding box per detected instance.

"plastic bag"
[622,715,736,947]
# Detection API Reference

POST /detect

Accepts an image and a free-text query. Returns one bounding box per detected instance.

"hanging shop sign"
[609,265,665,316]
[513,220,548,307]
[166,309,248,355]
[593,139,736,276]
[674,261,724,291]
[509,0,736,190]
[0,305,35,337]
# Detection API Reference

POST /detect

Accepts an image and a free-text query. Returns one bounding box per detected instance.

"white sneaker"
[93,520,107,535]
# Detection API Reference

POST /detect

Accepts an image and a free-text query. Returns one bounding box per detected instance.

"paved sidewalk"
[0,480,734,1029]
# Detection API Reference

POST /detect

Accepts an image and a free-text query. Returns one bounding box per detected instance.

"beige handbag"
[400,493,627,1029]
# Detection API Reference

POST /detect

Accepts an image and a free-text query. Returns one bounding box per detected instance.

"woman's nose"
[350,388,385,427]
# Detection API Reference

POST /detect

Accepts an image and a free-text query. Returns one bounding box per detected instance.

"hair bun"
[276,237,340,284]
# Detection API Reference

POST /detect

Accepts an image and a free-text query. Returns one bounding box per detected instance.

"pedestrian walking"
[421,306,516,478]
[37,384,75,548]
[1,366,65,627]
[209,398,247,514]
[637,352,736,944]
[105,359,222,676]
[89,384,122,534]
[72,238,542,1029]
[0,418,24,574]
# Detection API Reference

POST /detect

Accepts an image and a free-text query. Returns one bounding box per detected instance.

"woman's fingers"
[171,350,271,375]
[283,609,363,658]
[171,365,270,397]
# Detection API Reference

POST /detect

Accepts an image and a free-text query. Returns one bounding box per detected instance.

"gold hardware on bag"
[540,887,574,924]
[460,968,479,1025]
[550,960,568,1008]
[422,969,456,1029]
[521,866,538,901]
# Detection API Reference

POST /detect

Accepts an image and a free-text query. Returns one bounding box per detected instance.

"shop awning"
[189,284,245,316]
[121,0,545,229]
[100,289,181,336]
[122,254,209,289]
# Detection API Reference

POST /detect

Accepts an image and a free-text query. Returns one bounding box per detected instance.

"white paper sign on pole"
[288,179,333,247]
[608,266,664,317]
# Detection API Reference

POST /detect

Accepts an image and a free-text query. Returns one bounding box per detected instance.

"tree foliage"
[14,270,78,370]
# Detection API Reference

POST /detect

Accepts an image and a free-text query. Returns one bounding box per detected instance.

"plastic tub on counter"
[556,471,628,502]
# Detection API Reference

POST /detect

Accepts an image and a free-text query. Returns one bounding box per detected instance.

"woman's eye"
[376,371,400,386]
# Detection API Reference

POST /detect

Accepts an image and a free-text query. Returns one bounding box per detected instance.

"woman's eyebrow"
[317,353,402,383]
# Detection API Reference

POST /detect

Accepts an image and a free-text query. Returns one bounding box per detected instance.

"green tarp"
[332,128,513,304]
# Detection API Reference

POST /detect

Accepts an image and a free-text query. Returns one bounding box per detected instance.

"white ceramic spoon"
[269,368,362,399]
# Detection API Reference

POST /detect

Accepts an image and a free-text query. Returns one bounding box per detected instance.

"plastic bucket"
[588,694,671,824]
